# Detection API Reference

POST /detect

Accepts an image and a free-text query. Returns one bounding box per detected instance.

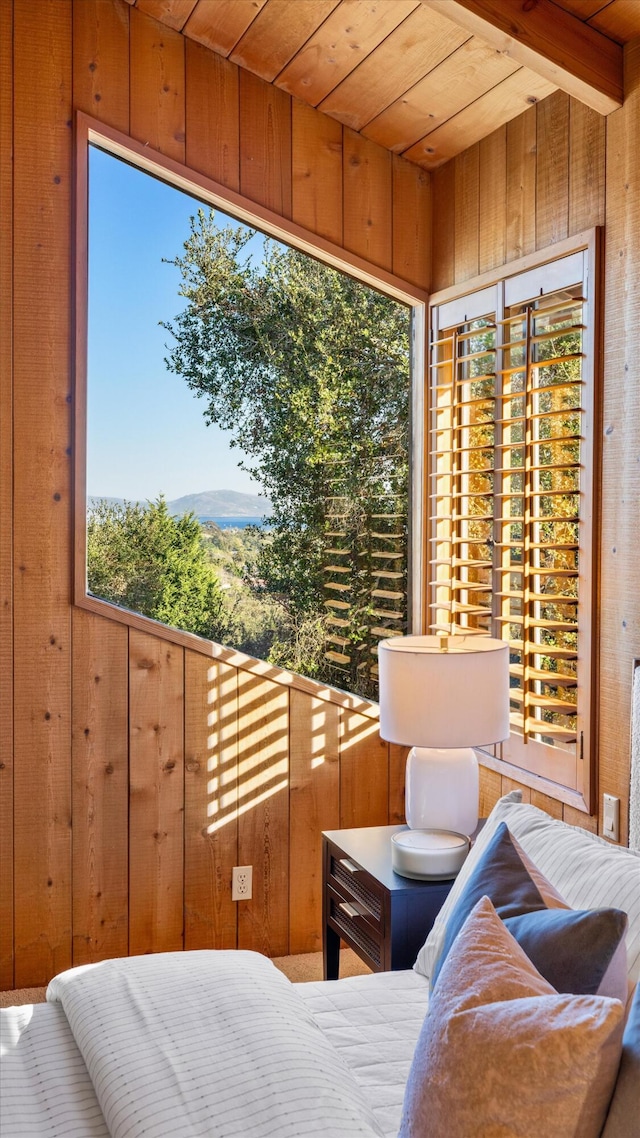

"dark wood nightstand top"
[322,824,456,891]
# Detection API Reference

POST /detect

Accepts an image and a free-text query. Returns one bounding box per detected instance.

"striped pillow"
[415,792,640,988]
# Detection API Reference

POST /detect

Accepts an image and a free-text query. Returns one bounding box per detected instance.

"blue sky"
[87,146,266,502]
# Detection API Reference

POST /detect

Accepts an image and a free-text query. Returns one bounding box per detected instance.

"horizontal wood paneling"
[2,0,637,989]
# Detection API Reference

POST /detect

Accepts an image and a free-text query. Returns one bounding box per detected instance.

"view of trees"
[161,212,411,698]
[87,496,227,642]
[87,210,410,700]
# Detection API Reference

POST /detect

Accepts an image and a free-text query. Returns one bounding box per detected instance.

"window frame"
[73,112,428,709]
[422,230,602,814]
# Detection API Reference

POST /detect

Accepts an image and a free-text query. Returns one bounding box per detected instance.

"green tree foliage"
[163,212,410,696]
[87,496,227,641]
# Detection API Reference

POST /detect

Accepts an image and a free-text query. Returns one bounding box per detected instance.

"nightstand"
[322,825,455,980]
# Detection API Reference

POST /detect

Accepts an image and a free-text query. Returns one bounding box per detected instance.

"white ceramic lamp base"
[405,746,479,836]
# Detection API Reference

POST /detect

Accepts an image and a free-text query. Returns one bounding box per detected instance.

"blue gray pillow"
[431,822,628,1002]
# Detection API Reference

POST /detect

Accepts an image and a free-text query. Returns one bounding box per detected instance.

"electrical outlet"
[603,794,620,843]
[232,865,253,901]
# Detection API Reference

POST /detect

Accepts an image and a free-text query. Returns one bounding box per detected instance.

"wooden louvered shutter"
[323,438,409,699]
[428,241,597,804]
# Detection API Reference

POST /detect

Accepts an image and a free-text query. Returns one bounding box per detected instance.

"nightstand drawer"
[327,851,384,929]
[326,886,383,969]
[322,826,460,980]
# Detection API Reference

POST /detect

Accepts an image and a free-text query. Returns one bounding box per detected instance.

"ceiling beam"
[422,0,623,115]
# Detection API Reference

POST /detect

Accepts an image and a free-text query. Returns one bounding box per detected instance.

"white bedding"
[0,1003,108,1137]
[2,951,396,1138]
[299,969,429,1138]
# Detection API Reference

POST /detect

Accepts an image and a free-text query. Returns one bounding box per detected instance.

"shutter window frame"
[424,232,600,814]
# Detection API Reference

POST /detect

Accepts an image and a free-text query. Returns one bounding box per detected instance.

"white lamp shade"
[378,635,510,749]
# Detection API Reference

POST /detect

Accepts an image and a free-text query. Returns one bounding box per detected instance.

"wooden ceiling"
[125,0,639,169]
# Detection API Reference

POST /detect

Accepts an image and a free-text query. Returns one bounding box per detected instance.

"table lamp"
[378,634,510,876]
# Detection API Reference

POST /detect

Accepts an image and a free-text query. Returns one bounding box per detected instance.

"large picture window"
[74,115,424,705]
[427,235,599,810]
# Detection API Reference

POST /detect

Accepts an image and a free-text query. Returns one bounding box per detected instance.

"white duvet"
[1,951,389,1138]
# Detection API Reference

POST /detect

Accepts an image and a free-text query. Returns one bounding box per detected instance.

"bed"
[2,792,639,1138]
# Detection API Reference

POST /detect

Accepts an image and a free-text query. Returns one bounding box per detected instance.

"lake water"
[200,516,266,529]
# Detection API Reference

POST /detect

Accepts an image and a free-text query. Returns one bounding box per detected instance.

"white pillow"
[414,791,640,986]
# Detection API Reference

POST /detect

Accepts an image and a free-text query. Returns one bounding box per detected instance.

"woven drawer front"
[330,897,381,967]
[330,857,382,922]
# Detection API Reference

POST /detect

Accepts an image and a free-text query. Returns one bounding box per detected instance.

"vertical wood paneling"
[184,652,238,950]
[130,6,186,163]
[12,0,73,989]
[343,128,393,271]
[11,2,637,985]
[505,105,536,262]
[478,126,506,274]
[454,143,480,283]
[339,710,388,828]
[392,155,431,291]
[389,743,408,825]
[185,40,239,190]
[569,100,606,235]
[129,629,185,954]
[236,671,289,956]
[431,160,455,292]
[72,0,130,130]
[478,766,502,819]
[0,0,14,991]
[536,91,570,249]
[531,790,563,819]
[502,777,531,803]
[292,99,343,246]
[598,39,640,847]
[289,690,339,953]
[72,610,129,964]
[563,803,598,833]
[239,69,292,218]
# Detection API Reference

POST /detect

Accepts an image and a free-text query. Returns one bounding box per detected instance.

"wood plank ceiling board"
[230,0,341,83]
[275,0,420,107]
[404,67,557,169]
[422,0,623,114]
[183,0,267,57]
[550,0,640,44]
[135,0,198,31]
[363,36,519,154]
[318,4,471,131]
[587,0,640,43]
[550,0,614,16]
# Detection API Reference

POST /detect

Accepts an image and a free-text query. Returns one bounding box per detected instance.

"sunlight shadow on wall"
[205,665,290,834]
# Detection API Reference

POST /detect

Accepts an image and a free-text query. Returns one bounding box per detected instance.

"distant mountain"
[167,490,271,518]
[89,490,271,518]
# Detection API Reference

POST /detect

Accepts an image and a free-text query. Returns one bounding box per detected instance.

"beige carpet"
[0,948,370,1007]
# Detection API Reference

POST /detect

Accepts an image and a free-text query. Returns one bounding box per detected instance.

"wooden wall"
[1,0,639,991]
[431,64,640,846]
[0,0,428,990]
